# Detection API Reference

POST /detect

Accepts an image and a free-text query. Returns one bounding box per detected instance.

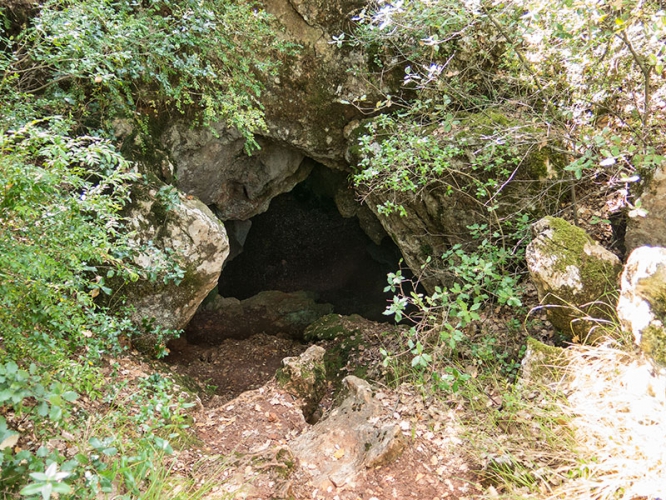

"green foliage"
[2,0,293,149]
[382,226,524,391]
[0,0,292,496]
[0,119,136,363]
[67,372,193,498]
[346,0,516,108]
[352,111,546,220]
[0,118,190,498]
[20,462,72,500]
[344,0,666,402]
[0,118,186,365]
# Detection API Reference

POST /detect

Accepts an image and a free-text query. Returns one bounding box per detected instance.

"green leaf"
[20,482,49,497]
[49,405,62,421]
[61,391,78,402]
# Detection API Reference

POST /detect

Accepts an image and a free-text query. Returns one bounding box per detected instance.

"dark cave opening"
[217,165,402,323]
[166,164,405,400]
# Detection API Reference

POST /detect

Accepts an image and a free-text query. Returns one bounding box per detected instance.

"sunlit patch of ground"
[552,344,666,499]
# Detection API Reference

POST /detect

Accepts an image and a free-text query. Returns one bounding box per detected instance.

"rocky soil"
[161,314,483,499]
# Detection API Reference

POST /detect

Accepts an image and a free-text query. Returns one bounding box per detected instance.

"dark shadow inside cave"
[217,164,402,322]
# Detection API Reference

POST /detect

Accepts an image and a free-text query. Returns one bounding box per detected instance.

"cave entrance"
[165,162,403,403]
[217,164,400,323]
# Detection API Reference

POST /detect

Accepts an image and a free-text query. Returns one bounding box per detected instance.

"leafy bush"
[383,235,523,372]
[0,118,190,498]
[0,119,138,362]
[342,0,666,395]
[0,0,294,496]
[2,0,293,148]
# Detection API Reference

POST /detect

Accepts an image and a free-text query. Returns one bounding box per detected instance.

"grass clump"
[550,343,666,499]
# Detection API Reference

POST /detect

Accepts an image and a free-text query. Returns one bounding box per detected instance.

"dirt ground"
[162,316,483,499]
[166,333,307,404]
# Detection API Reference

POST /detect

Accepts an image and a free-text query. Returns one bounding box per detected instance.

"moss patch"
[304,314,371,385]
[546,216,620,300]
[304,313,351,341]
[521,337,568,384]
[636,265,666,321]
[640,324,666,367]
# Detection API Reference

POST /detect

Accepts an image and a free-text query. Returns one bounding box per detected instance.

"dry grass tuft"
[550,343,666,499]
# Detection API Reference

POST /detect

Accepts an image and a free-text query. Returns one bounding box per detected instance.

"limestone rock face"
[162,124,313,220]
[334,186,387,245]
[160,0,378,222]
[364,188,472,291]
[526,217,622,342]
[277,345,327,420]
[625,165,666,252]
[617,246,666,366]
[124,177,229,337]
[260,0,374,169]
[290,376,405,489]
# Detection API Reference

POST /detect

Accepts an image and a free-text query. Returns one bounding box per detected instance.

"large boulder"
[617,246,666,366]
[526,217,622,342]
[123,176,229,338]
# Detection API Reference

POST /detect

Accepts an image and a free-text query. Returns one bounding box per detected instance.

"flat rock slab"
[290,375,405,489]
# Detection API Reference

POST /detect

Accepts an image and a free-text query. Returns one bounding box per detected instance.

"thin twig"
[617,30,651,148]
[480,4,546,100]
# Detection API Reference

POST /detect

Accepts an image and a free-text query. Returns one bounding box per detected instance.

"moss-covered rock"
[526,217,622,343]
[303,314,374,383]
[520,337,568,385]
[639,325,666,367]
[303,313,355,341]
